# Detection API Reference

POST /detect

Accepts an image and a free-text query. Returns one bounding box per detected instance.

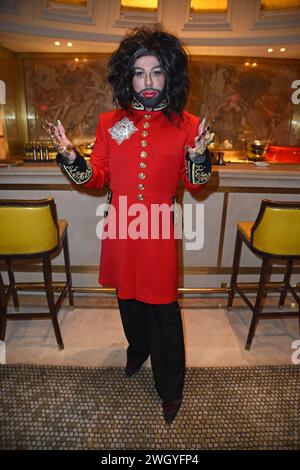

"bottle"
[39,144,44,161]
[33,143,37,161]
[25,142,32,159]
[45,145,49,160]
[218,152,225,165]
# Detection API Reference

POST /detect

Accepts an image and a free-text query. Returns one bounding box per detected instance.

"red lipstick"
[141,90,159,98]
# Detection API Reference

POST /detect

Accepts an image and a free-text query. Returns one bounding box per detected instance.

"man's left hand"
[186,117,214,163]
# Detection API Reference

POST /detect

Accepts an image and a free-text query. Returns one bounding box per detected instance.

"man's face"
[132,55,165,108]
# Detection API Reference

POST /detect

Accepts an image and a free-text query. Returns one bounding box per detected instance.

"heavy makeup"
[132,55,166,109]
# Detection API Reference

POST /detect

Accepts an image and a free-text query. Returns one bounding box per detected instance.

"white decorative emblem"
[108,117,138,145]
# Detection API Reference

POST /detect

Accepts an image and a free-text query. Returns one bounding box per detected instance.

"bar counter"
[1,161,300,290]
[1,160,300,182]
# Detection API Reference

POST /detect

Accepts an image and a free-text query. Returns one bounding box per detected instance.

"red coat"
[84,107,205,304]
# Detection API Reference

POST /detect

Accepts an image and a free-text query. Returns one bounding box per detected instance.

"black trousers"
[117,298,185,401]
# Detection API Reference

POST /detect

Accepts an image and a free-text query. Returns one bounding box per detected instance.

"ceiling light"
[252,62,257,67]
[190,0,227,13]
[74,58,79,62]
[121,0,158,10]
[280,47,286,52]
[67,42,73,47]
[267,48,273,52]
[244,62,250,66]
[54,41,60,46]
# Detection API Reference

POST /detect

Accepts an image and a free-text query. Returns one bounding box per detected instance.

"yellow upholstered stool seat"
[0,204,59,255]
[0,198,73,349]
[228,199,300,350]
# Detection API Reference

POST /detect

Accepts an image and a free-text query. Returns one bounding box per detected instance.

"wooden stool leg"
[62,229,74,307]
[279,259,293,307]
[42,255,64,350]
[245,256,270,350]
[288,285,300,337]
[227,231,243,309]
[6,260,19,310]
[0,273,7,341]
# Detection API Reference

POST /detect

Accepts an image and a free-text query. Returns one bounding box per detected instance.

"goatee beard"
[133,88,166,110]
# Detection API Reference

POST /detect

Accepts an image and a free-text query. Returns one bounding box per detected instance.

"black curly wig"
[107,25,190,118]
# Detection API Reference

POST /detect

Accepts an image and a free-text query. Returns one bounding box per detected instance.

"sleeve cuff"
[185,149,212,185]
[56,149,93,185]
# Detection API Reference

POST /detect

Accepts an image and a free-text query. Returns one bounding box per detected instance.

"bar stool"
[227,199,300,350]
[0,198,74,349]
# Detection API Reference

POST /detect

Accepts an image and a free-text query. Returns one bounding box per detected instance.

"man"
[52,26,213,424]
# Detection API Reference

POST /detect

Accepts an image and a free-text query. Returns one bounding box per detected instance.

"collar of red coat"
[131,96,168,112]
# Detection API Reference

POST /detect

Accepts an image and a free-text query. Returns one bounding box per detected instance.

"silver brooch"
[108,117,138,145]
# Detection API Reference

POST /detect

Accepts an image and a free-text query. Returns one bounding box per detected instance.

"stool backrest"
[0,198,59,257]
[250,199,300,256]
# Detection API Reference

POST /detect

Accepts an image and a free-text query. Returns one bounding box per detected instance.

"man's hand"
[43,119,76,163]
[186,117,214,163]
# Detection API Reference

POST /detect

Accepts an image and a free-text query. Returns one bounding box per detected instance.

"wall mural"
[23,57,114,145]
[188,59,300,149]
[23,57,300,148]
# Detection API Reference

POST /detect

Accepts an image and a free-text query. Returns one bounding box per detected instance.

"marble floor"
[2,294,299,368]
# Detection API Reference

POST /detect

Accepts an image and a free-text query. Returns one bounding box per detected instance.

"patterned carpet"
[0,364,299,450]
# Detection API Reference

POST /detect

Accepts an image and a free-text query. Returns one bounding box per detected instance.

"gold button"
[141,140,147,147]
[145,114,151,119]
[139,172,145,179]
[138,183,144,190]
[140,151,147,158]
[142,131,148,137]
[140,162,146,168]
[143,122,150,129]
[138,194,144,201]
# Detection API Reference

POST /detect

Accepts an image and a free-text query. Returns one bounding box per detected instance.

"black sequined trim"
[185,149,212,185]
[56,151,93,185]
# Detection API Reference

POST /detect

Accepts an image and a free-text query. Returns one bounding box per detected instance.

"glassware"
[246,140,268,161]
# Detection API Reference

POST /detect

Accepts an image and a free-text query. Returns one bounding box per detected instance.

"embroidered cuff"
[185,149,211,185]
[56,150,93,185]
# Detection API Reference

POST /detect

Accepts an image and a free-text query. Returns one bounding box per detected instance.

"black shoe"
[162,399,182,424]
[125,360,145,377]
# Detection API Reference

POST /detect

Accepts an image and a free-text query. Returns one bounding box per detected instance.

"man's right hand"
[43,119,76,163]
